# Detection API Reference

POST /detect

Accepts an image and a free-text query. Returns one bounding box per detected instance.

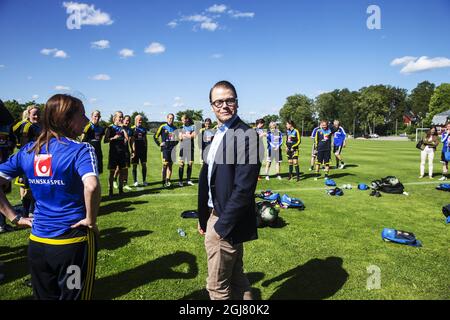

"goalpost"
[415,128,430,142]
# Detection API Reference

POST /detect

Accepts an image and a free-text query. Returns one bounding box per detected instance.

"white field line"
[131,181,443,198]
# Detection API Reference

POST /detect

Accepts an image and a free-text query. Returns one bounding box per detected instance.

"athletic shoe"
[113,181,118,189]
[187,181,195,186]
[166,181,172,187]
[265,176,270,181]
[429,176,434,179]
[309,167,313,171]
[133,182,139,187]
[418,175,424,179]
[123,185,132,191]
[314,177,319,181]
[143,181,149,186]
[277,176,282,180]
[178,182,184,187]
[439,176,448,181]
[339,164,345,169]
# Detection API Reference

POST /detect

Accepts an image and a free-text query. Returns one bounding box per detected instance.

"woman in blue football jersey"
[0,94,100,300]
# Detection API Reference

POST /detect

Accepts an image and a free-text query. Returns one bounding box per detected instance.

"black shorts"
[317,150,331,165]
[108,152,128,170]
[28,228,97,300]
[287,148,299,160]
[179,146,194,162]
[334,145,343,155]
[162,147,175,164]
[441,152,449,164]
[267,148,283,162]
[94,150,103,174]
[132,148,147,165]
[0,148,10,163]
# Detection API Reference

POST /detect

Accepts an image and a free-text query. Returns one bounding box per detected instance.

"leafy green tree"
[176,109,203,122]
[262,114,280,128]
[426,83,450,125]
[130,111,150,128]
[279,94,315,132]
[316,91,339,121]
[3,100,24,121]
[408,81,435,120]
[357,86,389,135]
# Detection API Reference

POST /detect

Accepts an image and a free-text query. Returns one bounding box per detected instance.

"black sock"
[295,165,300,179]
[289,165,293,177]
[336,159,340,167]
[162,167,167,184]
[187,165,192,181]
[114,176,118,183]
[179,166,184,182]
[0,212,6,227]
[142,166,147,182]
[132,167,137,183]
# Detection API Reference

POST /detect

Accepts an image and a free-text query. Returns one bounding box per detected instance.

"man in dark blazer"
[198,81,261,300]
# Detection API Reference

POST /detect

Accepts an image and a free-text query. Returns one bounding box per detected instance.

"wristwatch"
[11,214,23,226]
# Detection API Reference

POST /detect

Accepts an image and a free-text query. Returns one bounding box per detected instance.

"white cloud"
[173,97,184,108]
[41,48,68,58]
[89,98,98,103]
[119,48,134,58]
[391,56,450,74]
[91,40,110,49]
[390,56,417,66]
[54,50,68,58]
[207,4,227,13]
[32,94,39,100]
[168,21,178,28]
[211,53,223,59]
[91,74,111,81]
[201,21,219,31]
[143,102,152,107]
[0,65,5,69]
[182,15,211,23]
[63,2,113,27]
[41,48,58,55]
[55,85,70,90]
[229,11,255,18]
[145,42,166,55]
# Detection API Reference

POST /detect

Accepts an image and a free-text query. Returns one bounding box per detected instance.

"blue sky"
[0,0,449,121]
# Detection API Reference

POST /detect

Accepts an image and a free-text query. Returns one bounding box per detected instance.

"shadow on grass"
[101,188,162,202]
[261,257,348,300]
[0,245,29,285]
[327,173,355,179]
[180,272,265,300]
[94,251,198,300]
[99,227,153,251]
[99,200,149,217]
[259,216,288,229]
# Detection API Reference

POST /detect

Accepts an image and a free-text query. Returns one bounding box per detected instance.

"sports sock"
[142,166,147,182]
[295,165,300,179]
[179,166,184,182]
[289,165,293,177]
[187,165,192,181]
[22,198,31,217]
[132,167,138,183]
[162,167,167,184]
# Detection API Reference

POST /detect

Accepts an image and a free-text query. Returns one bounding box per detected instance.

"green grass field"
[1,137,449,300]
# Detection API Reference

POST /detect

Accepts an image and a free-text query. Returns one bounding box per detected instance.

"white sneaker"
[133,182,139,187]
[178,182,184,187]
[187,181,195,186]
[418,175,424,179]
[277,176,282,180]
[314,177,319,181]
[113,181,118,189]
[265,176,270,181]
[123,185,132,191]
[439,176,448,181]
[429,176,434,179]
[339,164,345,169]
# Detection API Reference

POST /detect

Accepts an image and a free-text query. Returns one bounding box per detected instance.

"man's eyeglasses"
[211,98,238,108]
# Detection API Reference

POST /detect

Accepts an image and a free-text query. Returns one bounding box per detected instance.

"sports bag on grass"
[381,228,422,247]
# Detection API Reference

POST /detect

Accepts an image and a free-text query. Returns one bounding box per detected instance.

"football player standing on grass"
[439,122,450,181]
[0,94,100,300]
[314,120,338,180]
[332,120,347,169]
[265,122,283,181]
[154,113,178,188]
[309,125,320,171]
[285,120,301,181]
[104,111,129,197]
[178,115,196,187]
[199,118,215,164]
[81,110,105,175]
[131,115,149,187]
